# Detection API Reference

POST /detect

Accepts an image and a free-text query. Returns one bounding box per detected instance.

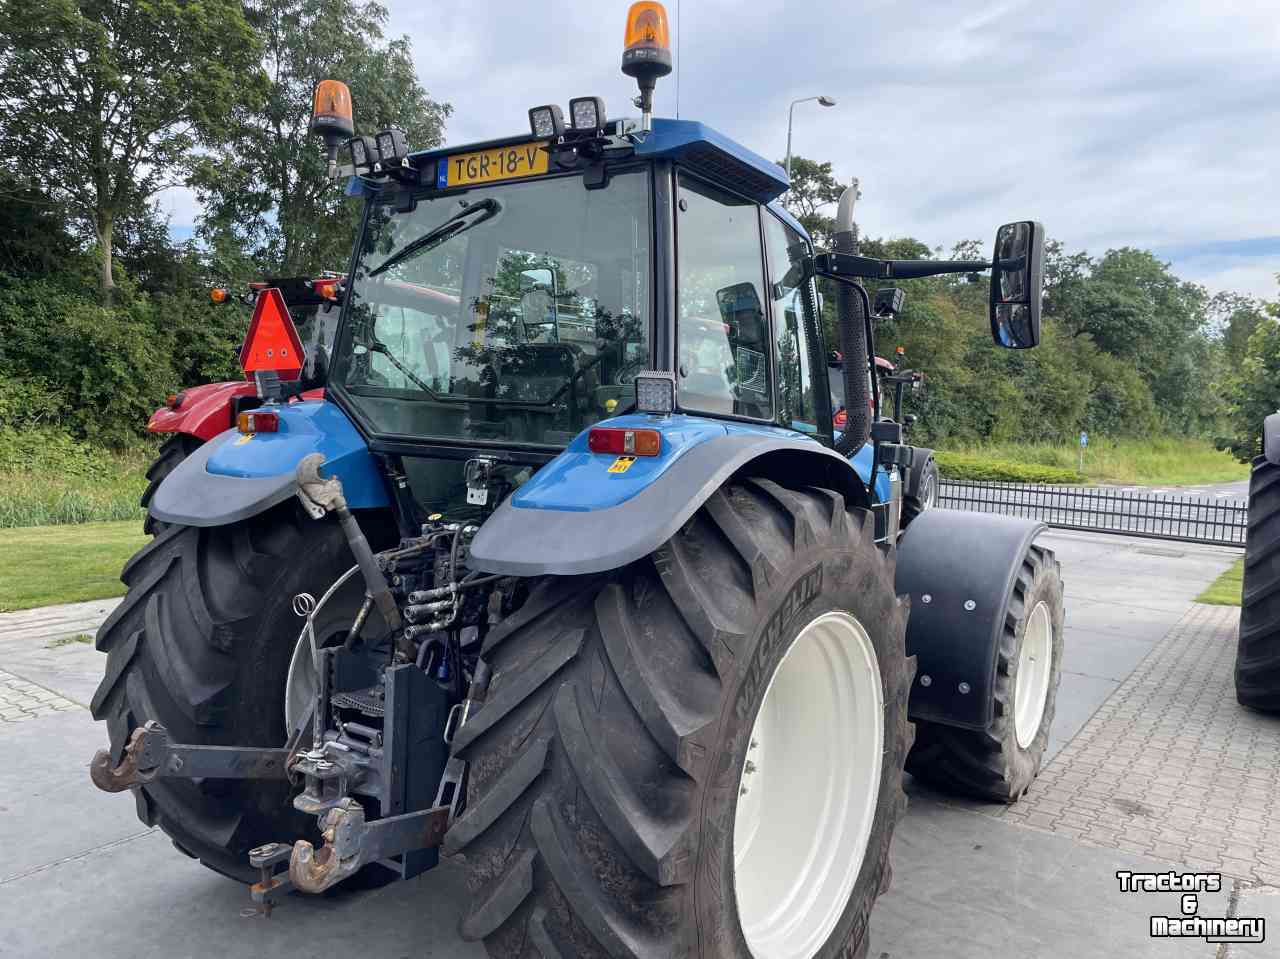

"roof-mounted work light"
[621,2,672,131]
[375,128,409,166]
[529,104,565,140]
[569,96,607,131]
[309,79,354,178]
[347,134,377,172]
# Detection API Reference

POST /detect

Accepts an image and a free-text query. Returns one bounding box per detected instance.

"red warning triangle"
[240,287,305,381]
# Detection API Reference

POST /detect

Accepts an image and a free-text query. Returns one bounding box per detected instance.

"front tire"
[1238,456,1280,712]
[906,543,1064,802]
[901,455,937,530]
[91,503,384,880]
[446,478,913,959]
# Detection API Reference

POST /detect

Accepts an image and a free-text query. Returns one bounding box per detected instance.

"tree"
[190,0,451,278]
[0,0,263,301]
[776,155,846,248]
[1223,278,1280,460]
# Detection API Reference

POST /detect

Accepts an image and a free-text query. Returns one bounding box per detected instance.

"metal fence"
[938,481,1248,548]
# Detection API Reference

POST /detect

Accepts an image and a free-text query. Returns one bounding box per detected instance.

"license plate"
[436,141,549,189]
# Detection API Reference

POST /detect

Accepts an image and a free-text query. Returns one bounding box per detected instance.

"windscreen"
[332,169,652,448]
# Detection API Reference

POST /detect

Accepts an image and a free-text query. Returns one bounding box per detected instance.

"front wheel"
[906,543,1064,802]
[901,455,938,530]
[446,478,914,959]
[1237,456,1280,712]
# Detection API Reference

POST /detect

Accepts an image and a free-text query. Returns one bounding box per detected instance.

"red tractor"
[139,277,338,533]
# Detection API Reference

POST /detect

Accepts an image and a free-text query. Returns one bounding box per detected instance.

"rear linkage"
[90,453,501,913]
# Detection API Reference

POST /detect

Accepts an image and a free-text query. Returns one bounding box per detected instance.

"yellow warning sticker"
[607,456,637,474]
[234,432,255,445]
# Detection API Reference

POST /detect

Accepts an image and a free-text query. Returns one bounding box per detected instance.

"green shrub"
[935,452,1085,484]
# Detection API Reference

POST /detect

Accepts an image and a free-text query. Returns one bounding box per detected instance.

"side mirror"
[989,221,1044,349]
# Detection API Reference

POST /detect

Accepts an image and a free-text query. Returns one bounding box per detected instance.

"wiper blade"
[369,198,501,279]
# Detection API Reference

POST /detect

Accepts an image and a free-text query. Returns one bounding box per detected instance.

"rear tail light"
[833,408,847,428]
[588,427,661,456]
[237,410,279,434]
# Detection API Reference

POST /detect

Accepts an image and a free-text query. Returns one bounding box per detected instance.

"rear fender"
[467,413,871,577]
[146,381,324,442]
[148,400,388,527]
[895,509,1046,730]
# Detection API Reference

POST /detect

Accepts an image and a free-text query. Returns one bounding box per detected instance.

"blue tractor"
[89,5,1065,956]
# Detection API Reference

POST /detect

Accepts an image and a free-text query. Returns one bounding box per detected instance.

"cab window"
[764,214,816,430]
[675,174,772,419]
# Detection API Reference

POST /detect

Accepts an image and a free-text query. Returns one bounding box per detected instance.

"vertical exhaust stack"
[833,184,871,454]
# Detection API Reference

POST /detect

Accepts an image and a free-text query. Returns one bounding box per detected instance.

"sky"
[159,0,1280,300]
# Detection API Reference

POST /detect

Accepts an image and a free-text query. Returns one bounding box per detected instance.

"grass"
[1196,558,1244,607]
[938,436,1248,487]
[0,520,145,612]
[0,429,153,528]
[47,633,95,649]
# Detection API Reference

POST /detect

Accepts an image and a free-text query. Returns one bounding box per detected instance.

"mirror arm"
[811,252,992,281]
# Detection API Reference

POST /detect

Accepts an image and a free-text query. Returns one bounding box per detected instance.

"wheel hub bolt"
[744,760,757,776]
[964,600,976,611]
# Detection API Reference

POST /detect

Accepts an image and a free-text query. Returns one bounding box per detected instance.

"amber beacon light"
[309,79,355,177]
[621,2,672,130]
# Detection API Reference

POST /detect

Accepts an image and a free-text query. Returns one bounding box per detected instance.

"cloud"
[372,1,1280,299]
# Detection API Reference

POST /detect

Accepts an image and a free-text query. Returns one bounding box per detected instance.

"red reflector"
[237,410,279,434]
[833,409,847,428]
[240,288,304,380]
[588,427,661,456]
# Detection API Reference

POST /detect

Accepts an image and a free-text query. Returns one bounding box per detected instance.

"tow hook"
[89,721,291,793]
[288,798,451,894]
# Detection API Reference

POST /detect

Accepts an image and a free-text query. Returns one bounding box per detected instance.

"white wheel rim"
[920,471,936,509]
[1013,600,1053,749]
[733,611,884,959]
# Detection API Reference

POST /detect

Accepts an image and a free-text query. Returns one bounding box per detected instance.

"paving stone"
[0,667,82,723]
[990,603,1280,884]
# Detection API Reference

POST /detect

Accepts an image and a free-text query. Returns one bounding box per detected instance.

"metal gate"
[938,481,1248,548]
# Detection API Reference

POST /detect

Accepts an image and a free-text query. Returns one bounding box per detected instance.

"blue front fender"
[149,400,389,527]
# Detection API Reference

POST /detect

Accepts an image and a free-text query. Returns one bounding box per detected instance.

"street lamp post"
[785,95,837,182]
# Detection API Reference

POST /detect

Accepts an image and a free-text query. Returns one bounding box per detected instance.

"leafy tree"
[1223,279,1280,460]
[0,0,263,301]
[1211,291,1267,368]
[190,0,451,279]
[776,155,847,248]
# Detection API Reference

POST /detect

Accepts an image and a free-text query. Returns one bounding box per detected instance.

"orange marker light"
[588,427,662,457]
[237,410,279,434]
[240,288,305,381]
[210,287,229,304]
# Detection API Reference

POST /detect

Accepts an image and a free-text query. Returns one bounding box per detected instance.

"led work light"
[375,128,409,165]
[347,135,377,171]
[528,104,565,139]
[634,371,677,415]
[569,96,607,131]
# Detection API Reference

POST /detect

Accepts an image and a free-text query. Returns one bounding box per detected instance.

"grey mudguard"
[468,433,869,577]
[895,508,1046,730]
[1265,412,1280,465]
[149,432,297,528]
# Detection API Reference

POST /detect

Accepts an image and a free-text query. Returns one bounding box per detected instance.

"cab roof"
[402,117,791,207]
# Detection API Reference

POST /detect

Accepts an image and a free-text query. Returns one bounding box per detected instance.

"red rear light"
[588,427,661,456]
[164,391,185,409]
[237,410,279,434]
[833,409,848,428]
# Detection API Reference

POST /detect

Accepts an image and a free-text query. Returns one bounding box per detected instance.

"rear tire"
[446,478,914,959]
[905,543,1063,802]
[140,434,202,536]
[1237,456,1280,712]
[901,455,937,530]
[91,502,385,880]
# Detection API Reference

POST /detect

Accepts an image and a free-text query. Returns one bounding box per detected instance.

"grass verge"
[938,437,1248,487]
[0,520,144,612]
[0,429,152,528]
[1196,558,1243,607]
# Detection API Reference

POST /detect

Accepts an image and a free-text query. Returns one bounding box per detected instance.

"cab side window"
[764,214,817,430]
[675,174,772,419]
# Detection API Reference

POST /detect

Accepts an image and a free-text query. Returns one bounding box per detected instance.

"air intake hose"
[833,185,870,455]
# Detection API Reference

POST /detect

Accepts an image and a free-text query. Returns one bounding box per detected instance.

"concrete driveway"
[2,528,1276,958]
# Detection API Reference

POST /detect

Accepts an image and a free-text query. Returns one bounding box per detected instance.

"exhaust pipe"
[833,185,870,455]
